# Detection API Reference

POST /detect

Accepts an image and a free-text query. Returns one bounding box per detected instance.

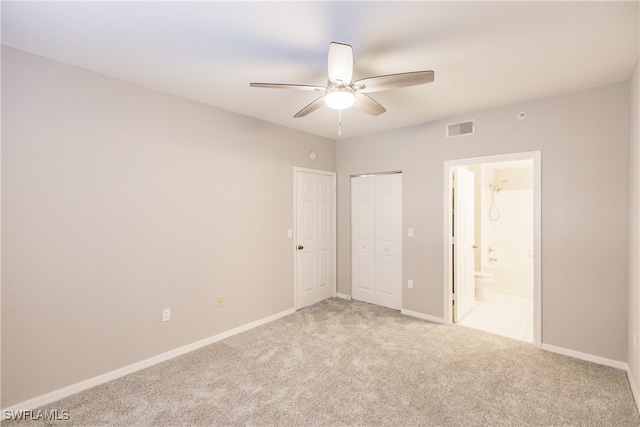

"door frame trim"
[443,151,541,348]
[293,167,337,310]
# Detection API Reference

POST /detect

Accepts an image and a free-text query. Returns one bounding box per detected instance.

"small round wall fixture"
[517,112,527,120]
[309,150,317,160]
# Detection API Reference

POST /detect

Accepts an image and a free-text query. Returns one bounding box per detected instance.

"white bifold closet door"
[351,173,402,310]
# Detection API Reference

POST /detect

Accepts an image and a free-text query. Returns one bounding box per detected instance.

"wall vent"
[446,120,475,138]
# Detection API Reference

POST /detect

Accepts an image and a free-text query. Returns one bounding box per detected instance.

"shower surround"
[472,163,534,298]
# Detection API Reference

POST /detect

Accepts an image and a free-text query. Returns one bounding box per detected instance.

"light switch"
[287,230,293,239]
[407,228,414,237]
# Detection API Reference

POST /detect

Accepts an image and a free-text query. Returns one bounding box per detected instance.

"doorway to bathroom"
[444,152,541,347]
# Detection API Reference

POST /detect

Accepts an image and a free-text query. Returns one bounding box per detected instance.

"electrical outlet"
[217,297,224,308]
[407,279,414,289]
[162,308,170,322]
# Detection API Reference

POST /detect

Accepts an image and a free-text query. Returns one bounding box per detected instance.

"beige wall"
[1,47,335,407]
[628,59,640,400]
[337,82,630,362]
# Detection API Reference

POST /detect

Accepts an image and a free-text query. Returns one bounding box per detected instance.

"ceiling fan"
[250,42,435,118]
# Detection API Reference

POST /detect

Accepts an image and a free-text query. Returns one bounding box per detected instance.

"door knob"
[297,245,304,250]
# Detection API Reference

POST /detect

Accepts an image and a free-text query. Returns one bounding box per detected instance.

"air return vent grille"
[446,120,475,138]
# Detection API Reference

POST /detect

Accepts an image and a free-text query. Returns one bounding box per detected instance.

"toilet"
[474,271,494,301]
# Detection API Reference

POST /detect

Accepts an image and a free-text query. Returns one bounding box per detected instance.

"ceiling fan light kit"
[324,87,356,110]
[250,42,435,134]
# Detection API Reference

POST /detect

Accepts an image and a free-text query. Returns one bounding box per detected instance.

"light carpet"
[5,298,639,426]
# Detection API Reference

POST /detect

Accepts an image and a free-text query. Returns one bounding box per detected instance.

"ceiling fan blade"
[354,70,434,93]
[294,96,326,118]
[353,93,386,116]
[327,42,353,84]
[250,83,325,92]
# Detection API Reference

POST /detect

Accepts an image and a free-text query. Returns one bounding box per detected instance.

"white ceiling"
[2,1,639,140]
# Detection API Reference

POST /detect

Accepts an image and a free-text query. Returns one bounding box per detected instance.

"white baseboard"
[540,343,629,370]
[401,309,446,324]
[336,293,351,300]
[2,308,295,412]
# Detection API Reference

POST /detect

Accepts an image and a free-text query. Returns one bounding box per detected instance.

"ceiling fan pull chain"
[338,109,342,138]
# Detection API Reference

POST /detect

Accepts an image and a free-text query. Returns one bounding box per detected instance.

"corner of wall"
[627,58,640,411]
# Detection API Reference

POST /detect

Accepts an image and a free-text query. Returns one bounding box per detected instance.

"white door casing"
[443,151,542,348]
[453,167,475,322]
[294,168,336,309]
[352,173,402,310]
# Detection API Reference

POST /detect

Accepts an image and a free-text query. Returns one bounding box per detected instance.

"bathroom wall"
[479,166,495,269]
[484,166,534,262]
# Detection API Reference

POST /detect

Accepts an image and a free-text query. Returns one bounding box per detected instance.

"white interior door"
[453,167,475,321]
[295,169,335,309]
[352,176,376,303]
[352,173,402,310]
[375,174,403,309]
